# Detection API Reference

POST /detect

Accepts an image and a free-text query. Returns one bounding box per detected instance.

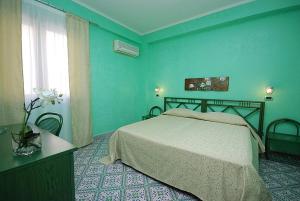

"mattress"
[101,110,271,201]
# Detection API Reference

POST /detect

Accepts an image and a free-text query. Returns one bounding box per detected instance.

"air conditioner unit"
[113,40,139,57]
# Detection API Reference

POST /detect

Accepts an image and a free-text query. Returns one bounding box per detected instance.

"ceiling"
[73,0,252,35]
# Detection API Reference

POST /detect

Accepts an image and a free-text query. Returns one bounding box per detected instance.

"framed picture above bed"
[185,76,229,91]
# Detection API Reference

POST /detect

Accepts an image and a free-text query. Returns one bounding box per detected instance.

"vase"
[11,126,42,156]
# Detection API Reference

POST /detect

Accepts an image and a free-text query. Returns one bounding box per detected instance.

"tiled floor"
[74,134,300,201]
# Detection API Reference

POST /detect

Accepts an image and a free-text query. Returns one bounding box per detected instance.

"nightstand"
[265,118,300,159]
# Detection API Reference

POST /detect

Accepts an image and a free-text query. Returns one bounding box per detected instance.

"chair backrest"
[149,106,163,116]
[35,112,63,136]
[267,118,300,136]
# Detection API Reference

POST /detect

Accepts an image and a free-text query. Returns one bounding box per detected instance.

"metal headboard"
[164,97,265,138]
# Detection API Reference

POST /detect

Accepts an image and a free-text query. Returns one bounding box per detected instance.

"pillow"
[193,112,246,126]
[163,108,199,118]
[163,109,245,125]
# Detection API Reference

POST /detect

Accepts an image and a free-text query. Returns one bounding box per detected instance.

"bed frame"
[164,97,265,138]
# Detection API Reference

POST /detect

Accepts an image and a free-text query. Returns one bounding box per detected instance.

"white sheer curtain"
[22,0,72,142]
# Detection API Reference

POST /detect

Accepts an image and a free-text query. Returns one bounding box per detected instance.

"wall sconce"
[155,87,161,97]
[265,86,273,101]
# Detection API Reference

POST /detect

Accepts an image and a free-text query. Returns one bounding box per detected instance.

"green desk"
[0,130,77,201]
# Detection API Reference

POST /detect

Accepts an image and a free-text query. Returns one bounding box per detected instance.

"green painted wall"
[90,25,146,135]
[39,0,146,136]
[143,6,300,147]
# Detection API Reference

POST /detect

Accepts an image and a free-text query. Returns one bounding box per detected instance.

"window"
[22,0,69,97]
[22,0,71,140]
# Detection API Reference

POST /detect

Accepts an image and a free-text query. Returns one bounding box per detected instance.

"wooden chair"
[35,112,63,136]
[265,118,300,159]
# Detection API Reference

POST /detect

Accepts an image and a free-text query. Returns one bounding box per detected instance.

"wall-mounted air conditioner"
[113,40,139,57]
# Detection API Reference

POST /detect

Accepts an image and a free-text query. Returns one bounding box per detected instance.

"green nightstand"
[265,118,300,159]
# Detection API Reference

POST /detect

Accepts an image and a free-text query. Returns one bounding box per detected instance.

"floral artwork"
[185,76,229,91]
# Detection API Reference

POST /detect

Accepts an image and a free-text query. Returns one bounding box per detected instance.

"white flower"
[220,77,226,81]
[206,80,211,86]
[189,83,195,88]
[33,88,63,107]
[200,82,206,87]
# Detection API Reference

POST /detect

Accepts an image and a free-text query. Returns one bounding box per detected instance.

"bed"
[101,97,271,201]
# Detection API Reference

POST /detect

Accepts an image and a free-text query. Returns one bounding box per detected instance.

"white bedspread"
[101,111,271,201]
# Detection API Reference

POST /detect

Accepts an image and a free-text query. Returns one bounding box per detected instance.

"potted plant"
[11,89,63,156]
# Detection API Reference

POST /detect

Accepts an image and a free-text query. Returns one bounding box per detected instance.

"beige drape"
[0,0,24,126]
[66,14,93,147]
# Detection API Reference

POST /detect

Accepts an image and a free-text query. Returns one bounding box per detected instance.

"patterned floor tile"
[146,177,160,185]
[106,163,124,174]
[75,156,92,165]
[81,149,96,156]
[86,164,105,176]
[102,174,123,189]
[274,163,298,172]
[268,153,300,167]
[261,175,282,189]
[291,186,300,194]
[91,156,103,164]
[126,173,145,186]
[96,148,109,156]
[78,176,101,190]
[269,173,300,186]
[271,189,300,201]
[286,171,300,179]
[97,190,122,201]
[125,165,136,172]
[75,177,81,187]
[172,189,198,201]
[76,190,97,201]
[84,143,99,150]
[125,188,147,201]
[75,164,87,176]
[149,186,174,201]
